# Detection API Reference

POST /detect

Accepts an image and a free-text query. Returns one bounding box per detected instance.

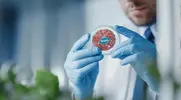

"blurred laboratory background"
[0,0,132,90]
[0,0,181,99]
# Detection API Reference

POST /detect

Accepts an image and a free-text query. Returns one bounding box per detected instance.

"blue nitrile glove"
[111,25,159,92]
[64,34,104,99]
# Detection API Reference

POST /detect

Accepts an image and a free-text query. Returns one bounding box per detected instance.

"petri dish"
[90,25,120,55]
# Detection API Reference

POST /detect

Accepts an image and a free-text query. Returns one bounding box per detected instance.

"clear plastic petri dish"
[90,25,120,55]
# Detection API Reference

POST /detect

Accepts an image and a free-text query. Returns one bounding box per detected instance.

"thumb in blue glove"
[111,25,159,92]
[64,34,104,99]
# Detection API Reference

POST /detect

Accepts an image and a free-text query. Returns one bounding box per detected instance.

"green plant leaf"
[35,69,59,99]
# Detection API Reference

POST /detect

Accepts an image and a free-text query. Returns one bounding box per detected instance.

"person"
[64,0,159,100]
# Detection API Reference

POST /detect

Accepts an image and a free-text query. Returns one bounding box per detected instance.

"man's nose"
[126,0,141,2]
[125,0,144,4]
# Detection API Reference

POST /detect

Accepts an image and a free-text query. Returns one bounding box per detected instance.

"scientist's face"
[119,0,156,26]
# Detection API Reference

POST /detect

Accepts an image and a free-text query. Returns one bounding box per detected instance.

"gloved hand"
[64,34,104,99]
[111,25,159,92]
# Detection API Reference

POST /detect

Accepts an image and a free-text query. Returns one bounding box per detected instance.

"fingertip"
[84,33,90,40]
[100,54,104,59]
[110,48,117,58]
[81,33,90,43]
[112,55,117,58]
[115,25,121,29]
[87,33,91,38]
[120,62,126,66]
[97,54,104,61]
[71,34,91,52]
[92,46,101,53]
[111,53,117,58]
[120,60,130,66]
[111,45,119,53]
[115,26,124,35]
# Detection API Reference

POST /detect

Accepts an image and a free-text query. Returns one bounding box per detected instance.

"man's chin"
[134,22,149,26]
[131,18,150,26]
[129,17,155,26]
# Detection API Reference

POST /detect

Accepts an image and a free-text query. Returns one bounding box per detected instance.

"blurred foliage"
[35,70,60,99]
[148,62,161,83]
[0,67,104,100]
[88,97,104,100]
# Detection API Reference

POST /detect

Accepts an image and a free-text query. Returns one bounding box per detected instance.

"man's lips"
[129,6,148,16]
[131,6,147,11]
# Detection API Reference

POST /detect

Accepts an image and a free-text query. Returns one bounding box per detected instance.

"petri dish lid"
[90,25,120,55]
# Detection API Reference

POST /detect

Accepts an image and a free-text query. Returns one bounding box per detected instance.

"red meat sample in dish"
[92,29,116,51]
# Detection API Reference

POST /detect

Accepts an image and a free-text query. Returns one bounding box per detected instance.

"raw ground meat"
[92,29,116,51]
